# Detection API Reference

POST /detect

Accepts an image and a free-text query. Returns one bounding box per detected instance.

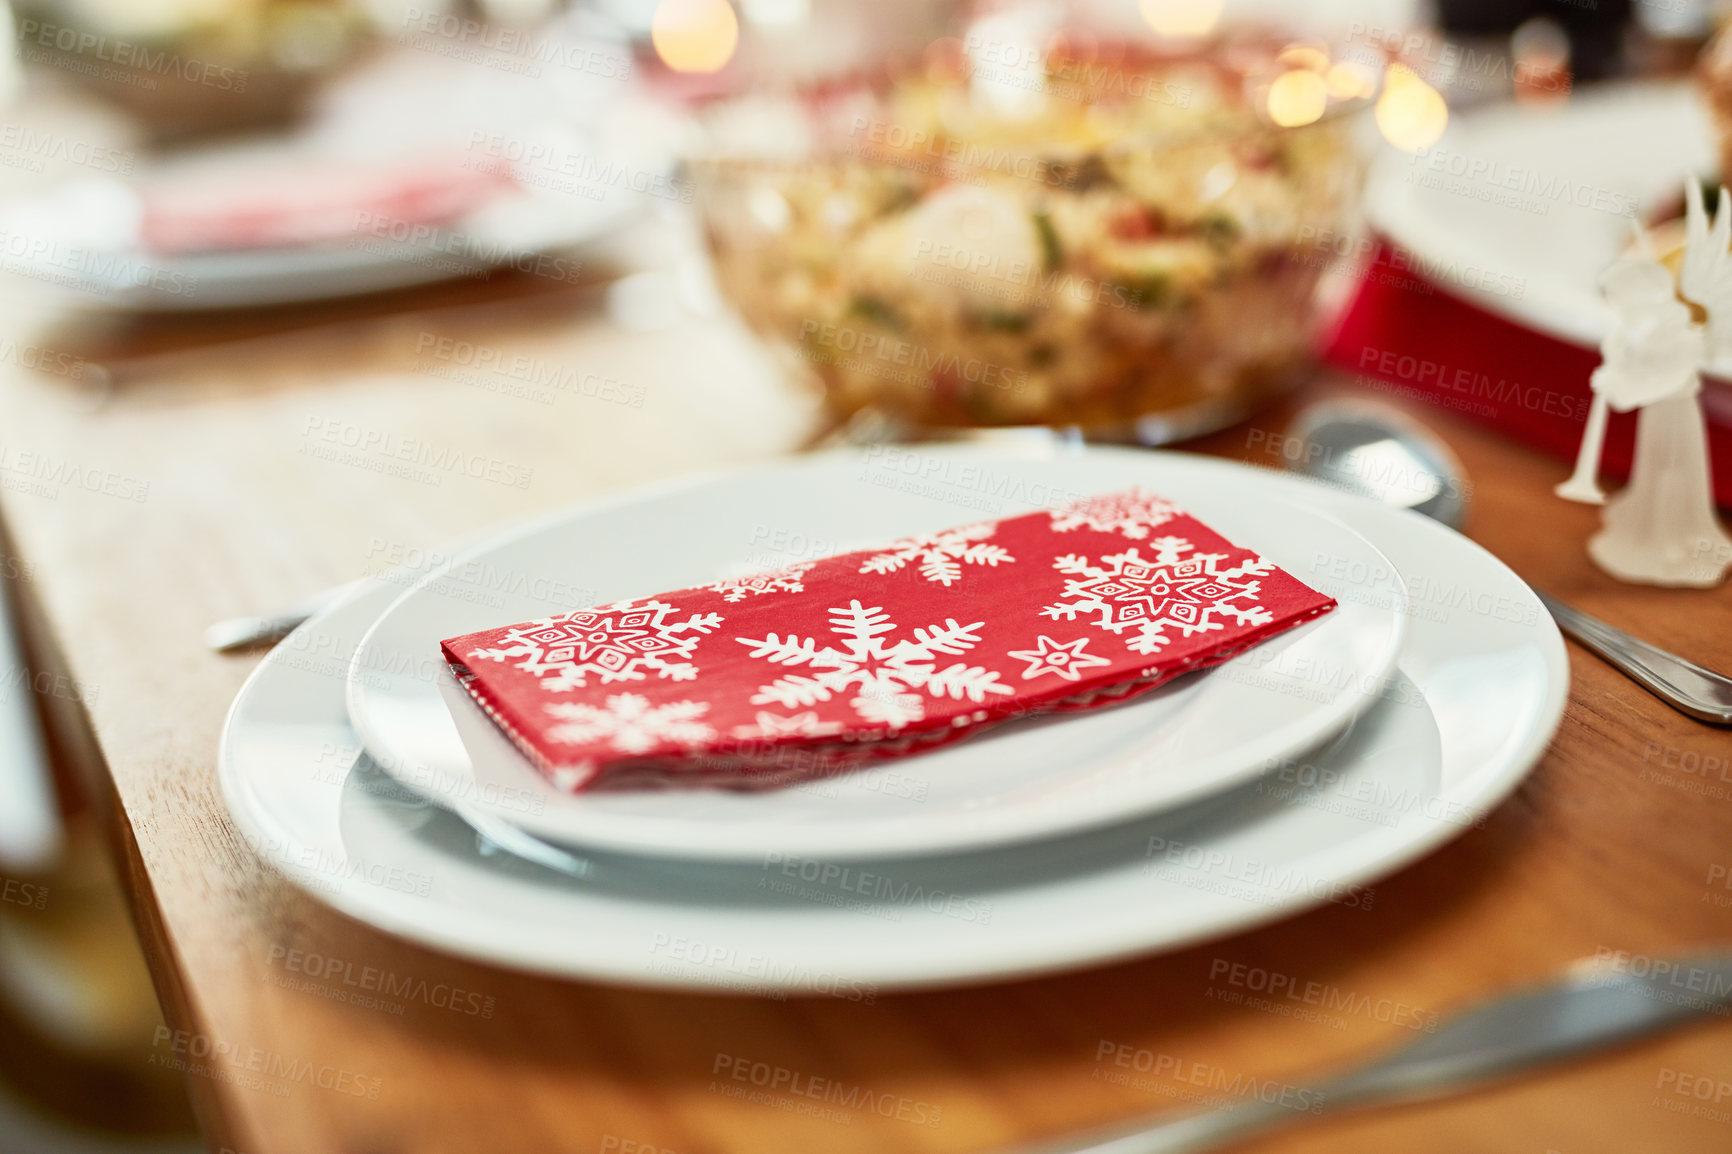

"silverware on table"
[1536,594,1732,724]
[204,579,366,653]
[1007,953,1732,1154]
[1288,400,1469,530]
[1290,399,1732,726]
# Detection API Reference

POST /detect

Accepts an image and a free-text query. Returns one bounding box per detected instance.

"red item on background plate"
[439,491,1337,792]
[1325,239,1732,508]
[140,157,515,255]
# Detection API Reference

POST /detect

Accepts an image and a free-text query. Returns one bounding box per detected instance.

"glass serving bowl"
[685,13,1374,442]
[13,0,374,140]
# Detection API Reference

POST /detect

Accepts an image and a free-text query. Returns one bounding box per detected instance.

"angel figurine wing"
[1679,179,1732,362]
[1558,237,1703,503]
[1594,256,1703,412]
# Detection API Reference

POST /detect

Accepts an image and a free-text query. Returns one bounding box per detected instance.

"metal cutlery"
[1537,594,1732,725]
[1288,400,1469,530]
[1009,953,1732,1154]
[1290,399,1732,726]
[204,579,367,653]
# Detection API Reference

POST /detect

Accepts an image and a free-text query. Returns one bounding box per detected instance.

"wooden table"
[1,112,1730,1154]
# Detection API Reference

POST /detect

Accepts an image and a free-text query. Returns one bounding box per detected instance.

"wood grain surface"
[0,101,1729,1154]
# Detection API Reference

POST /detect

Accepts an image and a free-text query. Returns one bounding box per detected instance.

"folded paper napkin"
[440,490,1336,791]
[141,158,515,255]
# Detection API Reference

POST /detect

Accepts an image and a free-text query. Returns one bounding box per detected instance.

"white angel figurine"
[1555,182,1732,588]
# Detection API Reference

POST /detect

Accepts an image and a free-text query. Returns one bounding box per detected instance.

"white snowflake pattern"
[1050,489,1182,539]
[1041,538,1275,655]
[467,599,723,692]
[736,600,1014,729]
[1005,635,1113,682]
[707,562,815,603]
[858,523,1013,586]
[544,693,715,753]
[729,710,845,741]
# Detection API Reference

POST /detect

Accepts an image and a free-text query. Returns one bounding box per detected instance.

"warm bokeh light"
[1375,63,1448,152]
[1267,69,1328,127]
[1138,0,1223,39]
[964,11,1050,119]
[1324,60,1377,100]
[652,0,740,74]
[1277,44,1331,73]
[1511,15,1571,104]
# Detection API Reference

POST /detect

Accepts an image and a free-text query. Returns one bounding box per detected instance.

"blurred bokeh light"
[652,0,741,73]
[1376,62,1449,151]
[1137,0,1223,40]
[1268,67,1328,126]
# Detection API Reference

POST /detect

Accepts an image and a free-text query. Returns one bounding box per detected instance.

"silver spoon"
[1289,400,1732,726]
[1007,953,1732,1154]
[1288,400,1470,530]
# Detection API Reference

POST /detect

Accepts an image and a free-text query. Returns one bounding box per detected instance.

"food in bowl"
[13,0,372,138]
[691,35,1368,438]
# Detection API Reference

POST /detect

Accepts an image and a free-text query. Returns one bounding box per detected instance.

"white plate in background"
[1366,81,1717,360]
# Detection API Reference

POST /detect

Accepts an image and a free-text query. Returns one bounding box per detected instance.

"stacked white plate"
[218,444,1568,993]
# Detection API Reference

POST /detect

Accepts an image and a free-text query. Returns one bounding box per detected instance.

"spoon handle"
[1539,594,1732,724]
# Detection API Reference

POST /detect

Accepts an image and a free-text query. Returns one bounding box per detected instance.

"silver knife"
[1010,953,1732,1153]
[1538,594,1732,725]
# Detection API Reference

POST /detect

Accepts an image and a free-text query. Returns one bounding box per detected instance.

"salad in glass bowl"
[688,27,1372,440]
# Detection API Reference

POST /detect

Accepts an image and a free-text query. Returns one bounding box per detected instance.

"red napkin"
[141,157,515,255]
[440,490,1337,791]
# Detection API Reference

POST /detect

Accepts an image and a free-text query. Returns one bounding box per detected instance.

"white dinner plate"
[1365,81,1720,363]
[0,177,637,312]
[345,448,1407,860]
[0,23,663,311]
[215,462,1567,991]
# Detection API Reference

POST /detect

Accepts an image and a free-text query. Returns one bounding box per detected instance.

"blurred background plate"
[1365,81,1717,358]
[0,178,644,311]
[0,9,667,310]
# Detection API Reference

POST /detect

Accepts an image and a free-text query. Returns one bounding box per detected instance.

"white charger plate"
[1365,81,1720,363]
[345,448,1407,860]
[215,466,1567,991]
